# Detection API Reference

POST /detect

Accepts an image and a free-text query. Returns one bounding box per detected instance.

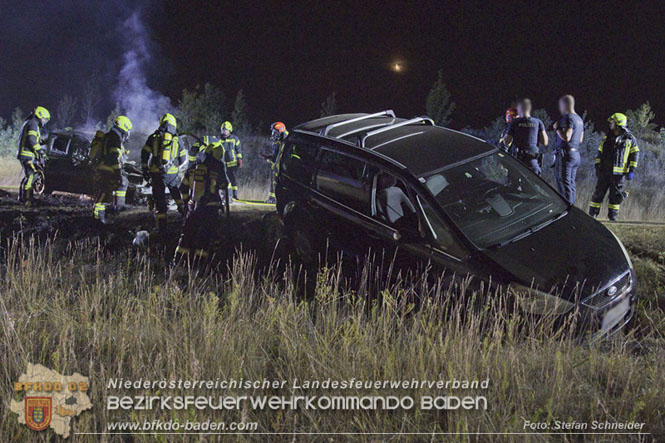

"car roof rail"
[360,116,434,148]
[321,110,396,136]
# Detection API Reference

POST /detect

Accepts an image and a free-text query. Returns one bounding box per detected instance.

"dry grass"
[0,156,21,187]
[1,232,664,441]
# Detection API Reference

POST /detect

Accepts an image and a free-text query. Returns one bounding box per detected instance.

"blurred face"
[609,120,617,131]
[270,129,281,141]
[558,99,566,114]
[39,117,49,127]
[222,129,231,138]
[517,104,525,116]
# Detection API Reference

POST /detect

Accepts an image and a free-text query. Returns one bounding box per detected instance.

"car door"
[311,149,378,260]
[414,193,478,285]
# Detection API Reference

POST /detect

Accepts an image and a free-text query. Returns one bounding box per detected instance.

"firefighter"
[261,121,288,204]
[499,107,518,154]
[553,95,584,205]
[93,115,133,224]
[589,113,639,221]
[220,121,242,201]
[141,113,187,233]
[188,135,220,167]
[502,99,548,175]
[173,146,227,263]
[17,106,50,205]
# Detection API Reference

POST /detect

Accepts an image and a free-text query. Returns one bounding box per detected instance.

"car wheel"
[33,170,46,195]
[292,227,318,265]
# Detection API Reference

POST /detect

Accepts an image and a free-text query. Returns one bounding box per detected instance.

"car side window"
[372,171,418,231]
[316,150,372,213]
[49,136,70,156]
[282,141,319,185]
[417,195,466,258]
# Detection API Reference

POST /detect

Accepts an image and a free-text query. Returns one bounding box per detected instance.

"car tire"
[283,206,319,265]
[33,169,46,195]
[291,226,318,265]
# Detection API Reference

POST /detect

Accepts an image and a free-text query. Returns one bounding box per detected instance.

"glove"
[626,171,635,181]
[238,158,242,168]
[142,167,150,181]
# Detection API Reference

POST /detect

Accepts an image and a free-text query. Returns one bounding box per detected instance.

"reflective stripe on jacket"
[222,135,241,167]
[17,117,42,160]
[596,129,640,175]
[142,130,186,174]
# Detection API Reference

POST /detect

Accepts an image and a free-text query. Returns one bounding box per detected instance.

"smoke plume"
[114,11,171,134]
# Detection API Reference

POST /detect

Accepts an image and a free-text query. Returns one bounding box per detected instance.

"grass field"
[1,216,664,441]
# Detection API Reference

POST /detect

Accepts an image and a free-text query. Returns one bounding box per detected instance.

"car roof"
[51,129,93,141]
[294,112,495,176]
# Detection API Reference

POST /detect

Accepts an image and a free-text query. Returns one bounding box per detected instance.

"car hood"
[484,208,630,301]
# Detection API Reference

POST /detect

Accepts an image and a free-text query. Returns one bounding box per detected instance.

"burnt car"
[41,129,147,203]
[274,111,636,339]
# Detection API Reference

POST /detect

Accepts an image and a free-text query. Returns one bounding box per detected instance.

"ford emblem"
[607,286,618,297]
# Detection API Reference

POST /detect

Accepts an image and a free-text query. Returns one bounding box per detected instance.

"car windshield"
[421,152,567,249]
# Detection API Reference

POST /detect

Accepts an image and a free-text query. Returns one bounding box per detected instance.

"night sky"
[1,0,664,130]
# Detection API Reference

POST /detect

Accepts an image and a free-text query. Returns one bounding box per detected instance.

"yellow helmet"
[160,113,177,129]
[34,106,50,121]
[221,121,233,133]
[608,113,627,127]
[114,115,133,133]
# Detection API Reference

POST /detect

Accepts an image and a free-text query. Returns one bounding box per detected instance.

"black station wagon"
[274,111,636,338]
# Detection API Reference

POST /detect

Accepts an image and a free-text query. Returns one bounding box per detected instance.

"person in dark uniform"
[589,113,639,221]
[93,116,133,224]
[553,95,584,205]
[502,98,548,175]
[261,121,288,204]
[499,107,518,155]
[220,121,242,201]
[173,146,227,263]
[16,106,50,206]
[141,113,187,233]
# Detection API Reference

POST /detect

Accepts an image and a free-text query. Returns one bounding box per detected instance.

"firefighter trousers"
[93,170,120,222]
[589,173,626,220]
[226,165,239,199]
[173,203,220,261]
[19,160,37,201]
[150,172,183,232]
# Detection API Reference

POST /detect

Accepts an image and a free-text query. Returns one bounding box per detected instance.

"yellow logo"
[10,363,92,438]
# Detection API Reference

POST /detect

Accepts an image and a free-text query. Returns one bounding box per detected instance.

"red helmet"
[505,108,518,123]
[271,122,286,133]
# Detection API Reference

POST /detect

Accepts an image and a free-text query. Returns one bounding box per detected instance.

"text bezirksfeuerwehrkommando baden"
[107,377,490,391]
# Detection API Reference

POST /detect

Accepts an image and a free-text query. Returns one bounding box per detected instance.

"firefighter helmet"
[505,108,517,123]
[221,121,233,133]
[608,113,627,127]
[34,106,50,122]
[160,113,177,129]
[271,122,286,133]
[114,115,133,133]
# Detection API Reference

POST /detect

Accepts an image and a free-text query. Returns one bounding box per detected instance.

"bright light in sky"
[392,62,404,73]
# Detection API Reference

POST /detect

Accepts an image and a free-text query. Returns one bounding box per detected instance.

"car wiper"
[490,210,568,249]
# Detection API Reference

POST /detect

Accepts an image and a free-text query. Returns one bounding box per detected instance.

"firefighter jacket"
[17,115,44,161]
[142,126,186,175]
[188,135,221,164]
[595,129,640,175]
[95,128,126,175]
[180,155,224,207]
[221,134,242,167]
